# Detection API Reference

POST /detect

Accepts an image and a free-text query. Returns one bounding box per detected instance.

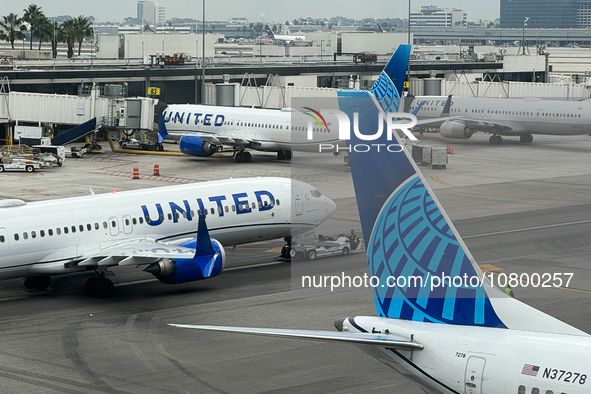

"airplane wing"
[416,117,515,133]
[74,239,196,267]
[168,324,424,350]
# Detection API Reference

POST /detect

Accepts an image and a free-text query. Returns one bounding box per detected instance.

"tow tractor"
[290,232,364,261]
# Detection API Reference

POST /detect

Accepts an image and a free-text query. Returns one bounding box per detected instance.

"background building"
[500,0,578,28]
[410,6,467,28]
[137,1,166,25]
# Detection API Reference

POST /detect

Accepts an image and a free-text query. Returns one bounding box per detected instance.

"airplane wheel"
[244,152,252,162]
[33,276,51,290]
[84,277,99,297]
[235,152,245,163]
[22,276,35,289]
[489,135,502,145]
[528,134,533,143]
[95,278,114,298]
[216,145,223,153]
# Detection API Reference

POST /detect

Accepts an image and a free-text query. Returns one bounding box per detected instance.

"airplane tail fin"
[264,25,274,39]
[336,44,586,335]
[158,113,168,143]
[441,95,452,117]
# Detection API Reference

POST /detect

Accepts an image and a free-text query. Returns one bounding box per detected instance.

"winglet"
[158,113,168,143]
[195,215,215,257]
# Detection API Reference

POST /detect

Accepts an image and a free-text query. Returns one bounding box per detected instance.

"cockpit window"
[311,190,322,198]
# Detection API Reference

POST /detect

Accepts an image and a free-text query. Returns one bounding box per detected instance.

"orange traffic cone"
[132,167,139,179]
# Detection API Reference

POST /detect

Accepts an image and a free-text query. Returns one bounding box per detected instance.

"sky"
[1,0,499,24]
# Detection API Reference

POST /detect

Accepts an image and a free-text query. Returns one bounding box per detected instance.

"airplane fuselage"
[347,316,591,394]
[0,178,333,279]
[161,104,341,153]
[411,96,591,135]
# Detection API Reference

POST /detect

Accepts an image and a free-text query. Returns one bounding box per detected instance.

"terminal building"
[410,6,467,28]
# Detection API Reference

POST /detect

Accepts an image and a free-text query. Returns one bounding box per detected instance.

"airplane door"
[122,215,133,235]
[292,186,303,216]
[108,216,120,236]
[464,356,486,394]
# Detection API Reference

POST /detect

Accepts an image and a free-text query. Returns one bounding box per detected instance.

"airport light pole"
[201,0,206,104]
[521,17,529,55]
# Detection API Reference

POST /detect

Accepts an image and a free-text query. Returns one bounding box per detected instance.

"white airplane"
[409,94,591,144]
[171,44,591,394]
[264,24,305,43]
[158,45,413,163]
[0,177,335,297]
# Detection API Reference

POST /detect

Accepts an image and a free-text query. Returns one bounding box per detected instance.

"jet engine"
[144,238,226,284]
[439,121,473,139]
[179,135,218,157]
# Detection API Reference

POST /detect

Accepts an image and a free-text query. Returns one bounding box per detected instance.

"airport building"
[410,6,467,28]
[499,0,579,28]
[137,1,166,25]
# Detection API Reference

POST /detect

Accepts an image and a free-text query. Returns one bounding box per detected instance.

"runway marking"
[431,176,589,202]
[464,219,591,239]
[99,170,204,184]
[478,264,503,271]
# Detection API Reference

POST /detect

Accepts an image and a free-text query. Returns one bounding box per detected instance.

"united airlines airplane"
[409,95,591,144]
[0,178,335,298]
[171,45,591,393]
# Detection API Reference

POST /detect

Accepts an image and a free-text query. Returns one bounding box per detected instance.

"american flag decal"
[521,364,540,376]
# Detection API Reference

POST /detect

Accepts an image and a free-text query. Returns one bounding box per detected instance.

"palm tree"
[0,13,27,49]
[23,4,43,50]
[60,18,76,58]
[35,15,53,51]
[73,15,92,56]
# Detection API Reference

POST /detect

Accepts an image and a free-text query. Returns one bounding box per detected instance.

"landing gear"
[84,274,114,298]
[277,150,292,160]
[489,135,503,145]
[235,151,252,163]
[519,134,533,143]
[22,275,51,290]
[280,236,292,259]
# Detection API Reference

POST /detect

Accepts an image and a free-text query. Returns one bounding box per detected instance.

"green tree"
[23,3,43,50]
[253,22,263,36]
[60,18,76,58]
[0,13,27,49]
[35,15,53,51]
[73,15,92,55]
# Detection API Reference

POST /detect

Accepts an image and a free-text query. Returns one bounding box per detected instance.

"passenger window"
[232,205,236,212]
[132,218,137,225]
[167,213,172,220]
[79,225,84,232]
[0,235,4,242]
[159,214,164,221]
[87,224,92,231]
[532,389,539,394]
[545,391,553,394]
[64,227,69,234]
[276,199,280,206]
[40,230,45,237]
[23,232,28,240]
[197,209,201,216]
[251,202,256,209]
[14,233,19,241]
[31,231,36,238]
[258,201,262,208]
[190,210,195,217]
[139,217,144,224]
[225,206,229,213]
[518,386,526,394]
[126,218,131,225]
[111,220,116,228]
[210,208,215,215]
[218,206,222,214]
[56,228,61,235]
[71,226,76,233]
[49,229,53,236]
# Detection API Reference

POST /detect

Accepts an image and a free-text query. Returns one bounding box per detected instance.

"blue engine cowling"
[144,238,226,284]
[179,135,217,157]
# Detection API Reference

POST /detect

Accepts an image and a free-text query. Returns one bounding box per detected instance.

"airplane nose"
[325,196,336,216]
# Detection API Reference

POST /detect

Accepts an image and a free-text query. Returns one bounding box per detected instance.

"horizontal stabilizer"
[168,324,424,350]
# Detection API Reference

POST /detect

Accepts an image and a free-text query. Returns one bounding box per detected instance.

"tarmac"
[0,131,590,393]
